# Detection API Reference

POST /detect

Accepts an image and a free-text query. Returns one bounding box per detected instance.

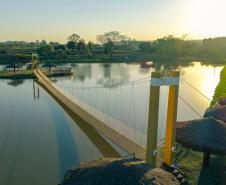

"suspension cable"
[160,77,203,118]
[55,75,152,90]
[180,78,211,102]
[178,95,202,118]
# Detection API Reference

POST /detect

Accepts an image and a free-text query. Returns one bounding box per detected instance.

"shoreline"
[0,70,35,79]
[0,70,73,79]
[1,54,226,65]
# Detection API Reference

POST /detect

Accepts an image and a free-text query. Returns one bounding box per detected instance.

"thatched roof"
[6,63,23,68]
[204,105,226,123]
[176,117,226,155]
[60,158,179,185]
[218,97,226,106]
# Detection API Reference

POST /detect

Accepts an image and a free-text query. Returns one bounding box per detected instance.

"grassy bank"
[174,144,226,185]
[1,53,226,65]
[0,70,34,79]
[211,66,226,105]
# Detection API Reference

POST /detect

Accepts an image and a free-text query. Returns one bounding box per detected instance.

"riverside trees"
[97,31,132,57]
[3,32,226,63]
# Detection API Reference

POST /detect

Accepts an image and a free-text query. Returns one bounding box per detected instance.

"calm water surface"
[0,61,224,185]
[0,79,113,185]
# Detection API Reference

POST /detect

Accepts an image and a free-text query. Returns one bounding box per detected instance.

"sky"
[1,0,226,43]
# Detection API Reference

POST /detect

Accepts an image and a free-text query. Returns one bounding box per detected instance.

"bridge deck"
[34,69,146,159]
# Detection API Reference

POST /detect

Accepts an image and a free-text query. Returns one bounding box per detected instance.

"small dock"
[41,67,73,76]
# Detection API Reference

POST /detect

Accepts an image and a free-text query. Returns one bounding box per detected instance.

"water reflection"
[0,79,109,185]
[72,64,92,82]
[33,80,40,100]
[38,81,121,158]
[7,79,24,87]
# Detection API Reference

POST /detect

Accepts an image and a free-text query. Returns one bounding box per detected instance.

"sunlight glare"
[201,66,222,99]
[190,0,226,37]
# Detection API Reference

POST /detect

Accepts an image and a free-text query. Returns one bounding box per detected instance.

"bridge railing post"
[146,72,161,167]
[164,71,180,166]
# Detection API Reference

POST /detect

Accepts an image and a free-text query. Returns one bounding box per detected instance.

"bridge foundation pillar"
[164,71,180,166]
[146,72,161,167]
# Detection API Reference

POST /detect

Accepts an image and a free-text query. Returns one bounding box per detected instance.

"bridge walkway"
[34,69,146,159]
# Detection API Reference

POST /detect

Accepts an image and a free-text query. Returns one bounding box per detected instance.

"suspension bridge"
[32,54,211,167]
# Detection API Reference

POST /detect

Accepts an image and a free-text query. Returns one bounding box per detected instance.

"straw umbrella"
[60,158,179,185]
[218,97,226,106]
[204,105,226,123]
[6,63,23,72]
[6,63,17,72]
[176,117,226,167]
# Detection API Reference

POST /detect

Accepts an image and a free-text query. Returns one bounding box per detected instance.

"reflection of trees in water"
[102,63,112,78]
[72,64,92,82]
[200,62,225,67]
[153,61,194,71]
[138,67,150,74]
[96,63,130,87]
[7,79,24,87]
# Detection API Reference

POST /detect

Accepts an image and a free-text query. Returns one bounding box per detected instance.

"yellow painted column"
[164,71,180,166]
[146,72,161,167]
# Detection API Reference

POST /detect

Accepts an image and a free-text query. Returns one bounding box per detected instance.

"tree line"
[1,32,226,62]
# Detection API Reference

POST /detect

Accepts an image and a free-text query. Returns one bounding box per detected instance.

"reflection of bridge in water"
[33,63,210,167]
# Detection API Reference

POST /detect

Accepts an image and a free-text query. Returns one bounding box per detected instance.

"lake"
[53,62,223,146]
[0,61,224,185]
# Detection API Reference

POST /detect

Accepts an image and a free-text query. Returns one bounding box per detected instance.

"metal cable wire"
[180,77,211,102]
[160,77,203,118]
[58,74,204,119]
[56,75,151,90]
[178,95,202,118]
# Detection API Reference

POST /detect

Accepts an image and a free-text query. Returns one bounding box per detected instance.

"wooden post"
[164,71,180,166]
[146,72,161,167]
[32,53,39,71]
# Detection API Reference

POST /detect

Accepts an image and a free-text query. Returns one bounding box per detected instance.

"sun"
[189,0,226,38]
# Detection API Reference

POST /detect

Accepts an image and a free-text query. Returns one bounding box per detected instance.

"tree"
[54,44,66,51]
[153,35,183,59]
[77,40,86,56]
[103,41,113,57]
[139,42,152,52]
[87,41,93,56]
[37,45,54,58]
[55,49,67,60]
[67,41,76,50]
[40,40,47,46]
[97,31,131,57]
[67,34,80,43]
[118,37,133,52]
[201,37,226,59]
[0,50,6,54]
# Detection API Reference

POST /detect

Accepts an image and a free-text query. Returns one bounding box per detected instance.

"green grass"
[211,66,226,106]
[174,144,226,185]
